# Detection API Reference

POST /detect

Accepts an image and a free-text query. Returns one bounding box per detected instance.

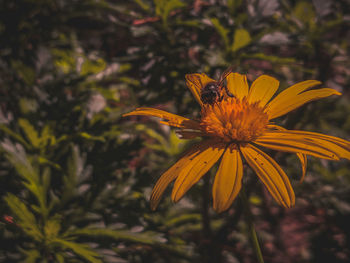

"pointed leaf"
[232,28,251,52]
[52,238,102,263]
[18,118,40,148]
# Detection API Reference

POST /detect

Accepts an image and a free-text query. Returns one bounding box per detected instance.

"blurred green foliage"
[0,0,349,262]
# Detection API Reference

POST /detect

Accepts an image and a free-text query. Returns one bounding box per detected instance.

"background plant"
[0,0,349,262]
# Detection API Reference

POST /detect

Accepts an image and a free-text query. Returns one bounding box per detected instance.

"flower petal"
[226,73,249,100]
[264,130,350,160]
[266,125,307,182]
[150,141,209,210]
[212,144,243,213]
[266,80,321,114]
[266,87,341,120]
[296,152,307,183]
[171,141,225,202]
[255,131,340,160]
[247,75,280,107]
[123,107,200,129]
[185,74,216,106]
[240,144,295,208]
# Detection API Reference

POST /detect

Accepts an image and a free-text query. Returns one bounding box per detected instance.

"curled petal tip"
[185,73,194,79]
[122,112,132,117]
[122,109,142,117]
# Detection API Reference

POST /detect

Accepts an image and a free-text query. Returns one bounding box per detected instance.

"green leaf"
[134,0,151,11]
[0,124,31,149]
[163,0,185,21]
[18,118,40,148]
[136,124,168,147]
[67,145,80,181]
[293,1,316,28]
[22,179,48,218]
[241,53,296,63]
[165,213,201,227]
[11,60,36,85]
[73,228,193,260]
[38,156,61,170]
[1,143,48,217]
[59,145,81,205]
[1,141,37,182]
[118,76,141,86]
[210,18,230,50]
[78,132,106,142]
[227,0,243,15]
[44,218,61,240]
[19,98,38,114]
[144,143,165,151]
[67,228,162,245]
[231,28,251,52]
[42,167,51,194]
[52,238,102,263]
[5,194,43,241]
[52,49,76,73]
[40,124,56,147]
[175,19,201,27]
[20,249,41,263]
[249,195,262,205]
[154,0,163,17]
[55,253,66,263]
[168,130,187,156]
[81,58,106,76]
[154,0,186,25]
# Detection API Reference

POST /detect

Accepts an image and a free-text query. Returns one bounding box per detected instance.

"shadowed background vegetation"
[1,0,350,262]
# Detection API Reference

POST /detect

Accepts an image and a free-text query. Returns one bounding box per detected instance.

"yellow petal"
[266,124,284,130]
[266,125,307,182]
[150,141,209,210]
[212,144,243,213]
[226,73,249,100]
[273,80,322,98]
[240,144,295,208]
[247,75,279,107]
[185,73,216,106]
[296,153,307,183]
[123,107,200,129]
[266,80,321,115]
[267,130,350,160]
[266,87,341,120]
[171,141,225,202]
[255,131,340,160]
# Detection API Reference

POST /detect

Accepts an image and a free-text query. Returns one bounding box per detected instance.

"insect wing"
[218,66,234,86]
[185,74,206,105]
[186,74,205,89]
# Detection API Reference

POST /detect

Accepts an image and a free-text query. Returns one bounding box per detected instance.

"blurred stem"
[202,174,212,237]
[241,187,264,263]
[201,174,221,263]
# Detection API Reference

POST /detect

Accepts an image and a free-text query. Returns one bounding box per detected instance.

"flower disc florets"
[200,97,269,143]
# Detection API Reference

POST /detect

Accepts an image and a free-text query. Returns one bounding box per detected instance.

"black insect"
[200,67,235,105]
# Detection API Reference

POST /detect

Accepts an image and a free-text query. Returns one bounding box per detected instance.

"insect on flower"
[194,67,235,105]
[123,72,350,213]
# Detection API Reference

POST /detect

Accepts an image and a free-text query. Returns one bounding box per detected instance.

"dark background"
[0,0,349,262]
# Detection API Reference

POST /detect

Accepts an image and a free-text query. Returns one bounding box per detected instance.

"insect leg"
[223,85,235,97]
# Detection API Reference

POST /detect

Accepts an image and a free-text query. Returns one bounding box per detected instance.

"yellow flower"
[123,73,350,212]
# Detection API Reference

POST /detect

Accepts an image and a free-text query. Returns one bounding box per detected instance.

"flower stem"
[202,174,212,237]
[240,187,264,263]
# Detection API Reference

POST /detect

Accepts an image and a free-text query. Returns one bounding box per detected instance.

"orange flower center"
[200,97,269,143]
